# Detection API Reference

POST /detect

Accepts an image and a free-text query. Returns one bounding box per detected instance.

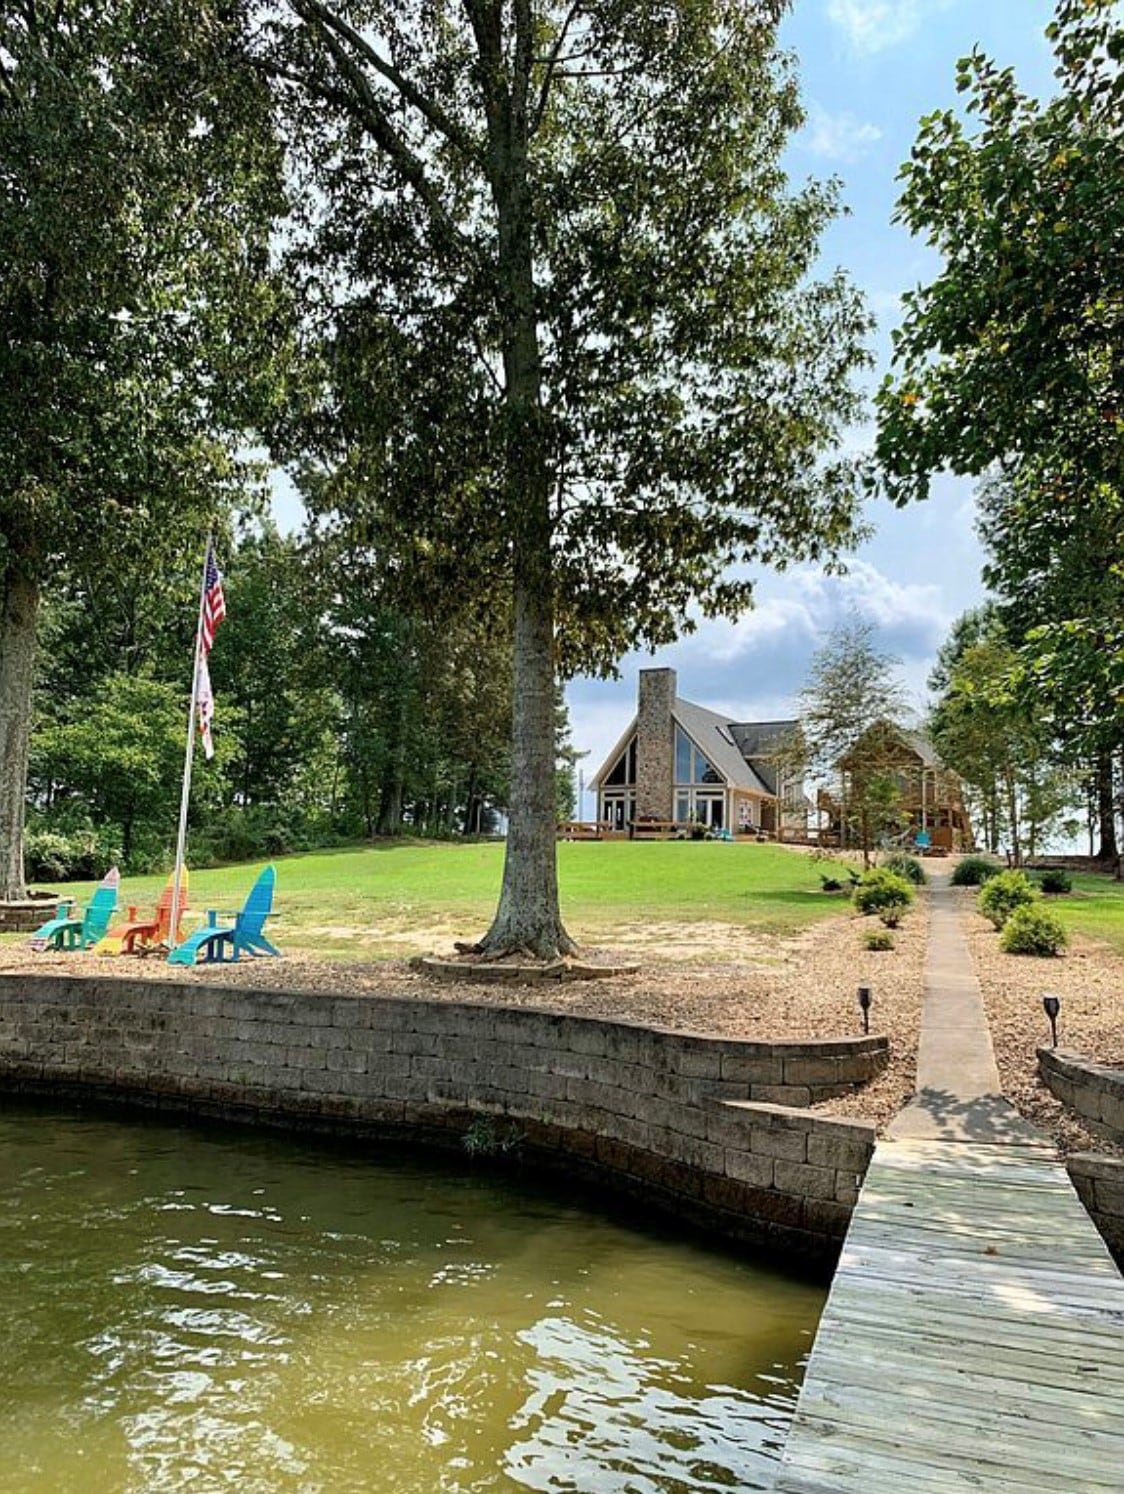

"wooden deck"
[775,1137,1124,1492]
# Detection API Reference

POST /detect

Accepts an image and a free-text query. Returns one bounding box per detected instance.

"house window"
[604,736,637,786]
[676,795,690,824]
[674,727,720,786]
[675,729,692,784]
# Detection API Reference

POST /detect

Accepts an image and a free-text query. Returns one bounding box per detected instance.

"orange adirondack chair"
[94,870,190,956]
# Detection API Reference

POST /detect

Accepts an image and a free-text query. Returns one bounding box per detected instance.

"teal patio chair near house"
[167,866,280,966]
[29,868,120,952]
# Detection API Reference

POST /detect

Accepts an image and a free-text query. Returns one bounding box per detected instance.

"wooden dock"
[776,874,1124,1491]
[774,1136,1124,1491]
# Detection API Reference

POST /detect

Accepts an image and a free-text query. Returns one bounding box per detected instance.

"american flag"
[201,542,226,654]
[195,540,225,759]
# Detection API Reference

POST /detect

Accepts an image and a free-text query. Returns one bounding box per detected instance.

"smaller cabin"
[821,722,973,852]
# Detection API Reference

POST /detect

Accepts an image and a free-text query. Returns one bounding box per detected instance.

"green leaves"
[268,1,873,675]
[875,2,1123,509]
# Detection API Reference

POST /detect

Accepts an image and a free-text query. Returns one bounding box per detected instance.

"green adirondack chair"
[167,865,280,966]
[30,868,120,952]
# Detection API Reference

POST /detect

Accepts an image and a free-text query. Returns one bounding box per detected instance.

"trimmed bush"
[865,929,895,951]
[853,868,914,928]
[978,869,1038,929]
[999,903,1069,956]
[1037,868,1073,896]
[883,853,927,886]
[951,855,1001,887]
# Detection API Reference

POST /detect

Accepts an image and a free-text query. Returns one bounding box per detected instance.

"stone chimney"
[635,668,676,820]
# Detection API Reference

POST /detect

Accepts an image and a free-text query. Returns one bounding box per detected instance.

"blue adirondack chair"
[167,866,280,966]
[30,868,120,952]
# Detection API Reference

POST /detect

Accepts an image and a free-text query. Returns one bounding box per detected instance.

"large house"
[589,669,807,837]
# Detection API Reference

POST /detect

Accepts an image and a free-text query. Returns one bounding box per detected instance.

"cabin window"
[604,737,637,786]
[674,727,720,786]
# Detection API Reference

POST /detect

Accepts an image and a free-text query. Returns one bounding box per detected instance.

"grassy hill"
[17,840,844,963]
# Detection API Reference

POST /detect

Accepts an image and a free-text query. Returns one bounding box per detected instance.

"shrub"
[951,855,1001,887]
[883,853,927,886]
[1037,868,1073,896]
[24,818,123,883]
[853,869,914,927]
[978,869,1038,929]
[865,929,895,951]
[999,903,1069,957]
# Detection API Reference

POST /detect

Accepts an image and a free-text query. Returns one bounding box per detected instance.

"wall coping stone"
[1038,1046,1124,1145]
[1067,1151,1124,1183]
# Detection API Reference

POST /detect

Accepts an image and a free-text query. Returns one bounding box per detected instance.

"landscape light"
[1043,993,1061,1049]
[857,986,872,1035]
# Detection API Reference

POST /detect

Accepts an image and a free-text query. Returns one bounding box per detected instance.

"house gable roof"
[838,720,941,770]
[589,695,786,797]
[672,698,775,796]
[727,719,801,795]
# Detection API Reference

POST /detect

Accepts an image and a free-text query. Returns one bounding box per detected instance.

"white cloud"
[826,0,954,55]
[804,102,883,163]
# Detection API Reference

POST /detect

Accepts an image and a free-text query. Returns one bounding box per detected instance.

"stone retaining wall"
[1066,1153,1124,1267]
[0,897,61,934]
[0,973,884,1266]
[1038,1047,1124,1144]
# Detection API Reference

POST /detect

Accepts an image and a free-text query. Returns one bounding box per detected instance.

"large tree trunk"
[0,565,40,900]
[473,11,574,959]
[479,572,575,957]
[376,775,403,837]
[1095,749,1118,862]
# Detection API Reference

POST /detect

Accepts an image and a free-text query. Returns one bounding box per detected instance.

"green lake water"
[0,1099,824,1493]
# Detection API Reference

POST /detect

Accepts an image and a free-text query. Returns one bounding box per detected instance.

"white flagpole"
[169,538,211,948]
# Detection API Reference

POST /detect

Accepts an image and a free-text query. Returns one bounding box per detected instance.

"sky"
[267,0,1061,815]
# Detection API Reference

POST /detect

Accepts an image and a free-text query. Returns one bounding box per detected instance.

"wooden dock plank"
[775,1138,1124,1492]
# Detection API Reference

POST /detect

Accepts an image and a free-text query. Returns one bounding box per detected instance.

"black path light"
[857,986,872,1035]
[1043,993,1061,1049]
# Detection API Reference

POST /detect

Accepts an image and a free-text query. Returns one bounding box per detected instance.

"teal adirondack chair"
[167,866,280,966]
[30,868,120,952]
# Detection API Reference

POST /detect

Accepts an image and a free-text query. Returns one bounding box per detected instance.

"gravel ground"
[963,889,1124,1157]
[0,900,926,1132]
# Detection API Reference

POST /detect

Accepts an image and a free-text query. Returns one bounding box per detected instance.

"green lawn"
[9,840,845,962]
[1044,873,1124,954]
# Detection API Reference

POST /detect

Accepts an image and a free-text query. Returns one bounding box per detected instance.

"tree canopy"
[875,0,1122,504]
[262,0,873,955]
[0,0,287,897]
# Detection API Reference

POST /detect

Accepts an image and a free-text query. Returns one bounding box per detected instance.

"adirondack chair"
[167,866,279,966]
[93,870,190,956]
[29,869,120,952]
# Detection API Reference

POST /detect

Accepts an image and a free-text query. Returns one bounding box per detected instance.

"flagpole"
[169,538,211,948]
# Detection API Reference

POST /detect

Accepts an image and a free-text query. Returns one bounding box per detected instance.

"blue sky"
[568,0,1059,810]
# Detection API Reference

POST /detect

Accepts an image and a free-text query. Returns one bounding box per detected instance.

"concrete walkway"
[887,877,1046,1145]
[774,872,1124,1493]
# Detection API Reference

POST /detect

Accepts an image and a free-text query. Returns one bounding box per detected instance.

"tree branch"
[290,0,479,163]
[287,1,477,259]
[531,0,585,134]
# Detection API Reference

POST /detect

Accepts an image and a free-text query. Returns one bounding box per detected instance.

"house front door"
[696,793,724,830]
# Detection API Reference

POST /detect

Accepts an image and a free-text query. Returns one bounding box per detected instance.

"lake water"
[0,1098,824,1492]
